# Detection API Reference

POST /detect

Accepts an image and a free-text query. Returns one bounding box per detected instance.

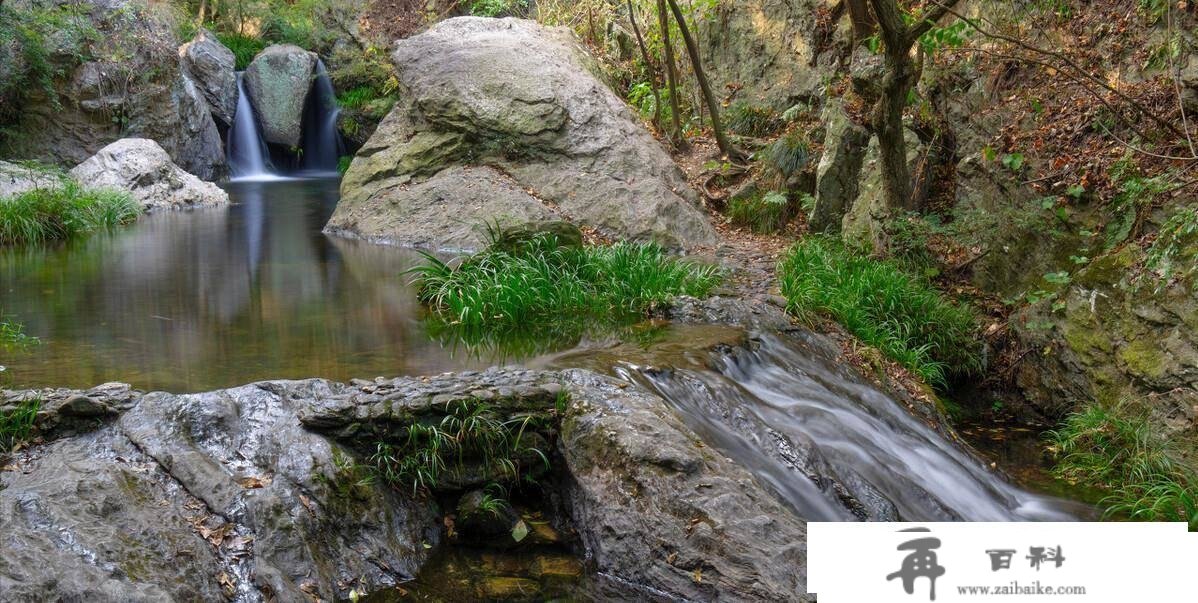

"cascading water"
[299,60,344,174]
[227,73,276,181]
[621,332,1088,522]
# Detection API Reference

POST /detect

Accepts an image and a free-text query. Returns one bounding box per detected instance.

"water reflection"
[0,179,519,392]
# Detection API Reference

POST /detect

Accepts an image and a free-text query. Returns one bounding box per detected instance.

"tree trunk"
[844,0,876,41]
[197,0,208,27]
[627,0,662,130]
[873,54,915,211]
[656,0,686,148]
[664,0,738,159]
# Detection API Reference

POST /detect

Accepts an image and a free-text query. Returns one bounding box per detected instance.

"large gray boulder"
[70,138,229,211]
[0,0,226,181]
[559,370,812,601]
[810,100,870,233]
[179,29,238,126]
[243,44,318,147]
[328,17,717,251]
[0,380,438,602]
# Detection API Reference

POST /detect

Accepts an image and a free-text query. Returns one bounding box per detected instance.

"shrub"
[409,232,721,331]
[0,181,139,246]
[0,3,99,123]
[215,32,267,70]
[727,190,793,234]
[468,0,529,17]
[1049,402,1198,528]
[0,398,40,452]
[725,101,783,138]
[778,236,982,387]
[763,130,811,180]
[1143,206,1198,291]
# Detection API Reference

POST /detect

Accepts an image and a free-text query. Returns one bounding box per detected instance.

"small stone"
[59,395,108,417]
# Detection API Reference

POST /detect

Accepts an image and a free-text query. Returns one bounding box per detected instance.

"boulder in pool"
[70,138,229,211]
[327,17,717,251]
[243,44,318,147]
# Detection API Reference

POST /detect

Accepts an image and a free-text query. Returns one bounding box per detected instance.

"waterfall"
[300,60,344,174]
[227,73,275,181]
[626,333,1088,522]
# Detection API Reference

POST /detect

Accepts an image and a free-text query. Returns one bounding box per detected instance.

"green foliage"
[409,233,721,331]
[1049,402,1198,528]
[0,181,139,246]
[1103,161,1169,250]
[0,398,40,452]
[369,399,549,494]
[0,316,38,349]
[727,190,792,234]
[1143,207,1198,290]
[0,3,100,122]
[778,236,982,387]
[215,32,267,70]
[763,130,811,181]
[468,0,529,17]
[915,19,971,54]
[337,155,353,174]
[725,101,783,138]
[1001,152,1025,172]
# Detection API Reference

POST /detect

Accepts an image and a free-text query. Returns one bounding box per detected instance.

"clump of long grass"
[728,190,793,234]
[0,181,138,246]
[0,316,37,348]
[370,398,549,494]
[1,398,40,452]
[1049,403,1198,528]
[725,101,784,138]
[778,235,982,387]
[409,233,721,330]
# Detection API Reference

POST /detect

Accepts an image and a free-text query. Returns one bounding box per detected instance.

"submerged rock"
[243,44,318,147]
[0,0,226,180]
[329,17,716,251]
[179,29,238,127]
[70,139,229,211]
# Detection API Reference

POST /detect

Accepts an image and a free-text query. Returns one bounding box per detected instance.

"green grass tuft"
[763,130,811,180]
[728,190,793,234]
[778,236,982,387]
[0,181,139,246]
[725,101,783,138]
[1,398,40,452]
[0,316,38,349]
[409,233,721,331]
[1049,402,1198,528]
[370,399,548,494]
[215,32,267,70]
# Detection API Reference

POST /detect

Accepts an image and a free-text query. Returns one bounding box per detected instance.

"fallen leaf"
[236,476,270,489]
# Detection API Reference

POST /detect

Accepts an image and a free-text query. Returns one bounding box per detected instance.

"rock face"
[697,0,835,111]
[0,0,226,180]
[559,369,813,601]
[1014,246,1198,431]
[70,138,229,211]
[2,362,815,601]
[811,101,870,233]
[0,161,61,198]
[179,29,238,127]
[0,380,437,602]
[329,17,717,251]
[244,44,318,147]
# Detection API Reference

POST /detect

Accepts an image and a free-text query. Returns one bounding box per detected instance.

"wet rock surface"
[70,138,229,211]
[243,44,319,148]
[1,361,817,601]
[329,17,717,251]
